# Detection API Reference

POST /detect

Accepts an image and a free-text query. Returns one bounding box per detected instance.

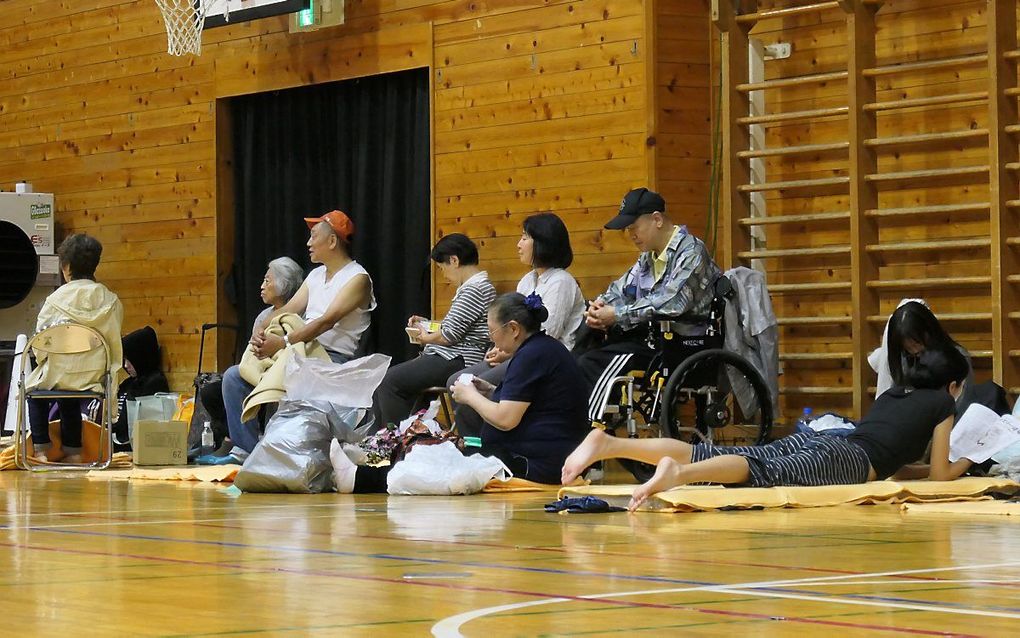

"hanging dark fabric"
[230,68,431,363]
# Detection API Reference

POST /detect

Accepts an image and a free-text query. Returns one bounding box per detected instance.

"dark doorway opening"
[227,68,430,363]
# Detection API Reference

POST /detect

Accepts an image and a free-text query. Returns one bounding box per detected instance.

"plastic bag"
[386,441,511,496]
[284,353,391,408]
[126,392,179,439]
[799,412,856,437]
[233,400,364,493]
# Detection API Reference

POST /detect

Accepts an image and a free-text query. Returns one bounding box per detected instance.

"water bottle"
[795,407,813,433]
[200,421,215,456]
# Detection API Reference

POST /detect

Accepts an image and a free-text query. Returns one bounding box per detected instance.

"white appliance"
[0,191,56,256]
[0,191,61,433]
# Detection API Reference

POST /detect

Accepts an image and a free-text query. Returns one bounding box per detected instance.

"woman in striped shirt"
[372,233,496,428]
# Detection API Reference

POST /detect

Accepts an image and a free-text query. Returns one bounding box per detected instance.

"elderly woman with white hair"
[196,256,304,464]
[252,257,305,337]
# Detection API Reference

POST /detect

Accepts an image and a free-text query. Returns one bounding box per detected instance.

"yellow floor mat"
[483,477,587,493]
[557,476,1020,512]
[86,464,242,482]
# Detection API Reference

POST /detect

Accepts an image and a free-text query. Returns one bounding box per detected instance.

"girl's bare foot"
[628,457,685,512]
[561,429,613,484]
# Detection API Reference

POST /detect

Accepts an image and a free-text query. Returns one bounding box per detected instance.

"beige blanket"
[483,477,587,493]
[557,477,1020,512]
[239,313,329,422]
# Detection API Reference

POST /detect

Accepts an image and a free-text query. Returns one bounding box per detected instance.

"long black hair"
[523,212,573,269]
[887,301,963,386]
[903,347,969,391]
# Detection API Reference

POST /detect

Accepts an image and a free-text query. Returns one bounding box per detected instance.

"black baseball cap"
[604,188,666,230]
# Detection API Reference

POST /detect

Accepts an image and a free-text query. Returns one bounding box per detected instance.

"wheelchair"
[593,276,774,482]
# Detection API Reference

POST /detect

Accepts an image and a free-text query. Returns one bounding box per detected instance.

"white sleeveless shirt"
[304,261,375,356]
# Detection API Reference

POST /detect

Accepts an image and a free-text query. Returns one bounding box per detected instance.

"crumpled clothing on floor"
[544,495,626,514]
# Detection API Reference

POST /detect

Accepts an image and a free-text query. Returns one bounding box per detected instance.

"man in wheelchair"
[578,187,722,424]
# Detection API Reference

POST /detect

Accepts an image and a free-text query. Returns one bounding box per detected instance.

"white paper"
[949,403,1020,463]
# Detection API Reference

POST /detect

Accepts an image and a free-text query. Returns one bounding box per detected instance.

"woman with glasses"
[335,293,589,491]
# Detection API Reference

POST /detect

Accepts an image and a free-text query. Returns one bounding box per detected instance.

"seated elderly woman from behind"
[196,256,304,464]
[333,293,590,491]
[27,233,123,463]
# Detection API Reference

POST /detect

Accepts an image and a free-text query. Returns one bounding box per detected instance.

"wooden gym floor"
[2,471,1019,636]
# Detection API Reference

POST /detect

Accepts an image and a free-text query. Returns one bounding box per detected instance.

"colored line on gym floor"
[1,537,979,636]
[431,560,1020,636]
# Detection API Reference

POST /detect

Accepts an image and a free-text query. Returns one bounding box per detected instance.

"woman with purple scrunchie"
[523,293,544,311]
[331,292,590,491]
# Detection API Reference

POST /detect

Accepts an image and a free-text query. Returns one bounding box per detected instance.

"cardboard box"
[133,420,188,466]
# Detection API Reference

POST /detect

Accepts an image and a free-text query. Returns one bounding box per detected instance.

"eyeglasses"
[490,322,512,338]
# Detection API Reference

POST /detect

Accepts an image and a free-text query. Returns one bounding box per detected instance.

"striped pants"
[576,339,656,422]
[690,431,872,488]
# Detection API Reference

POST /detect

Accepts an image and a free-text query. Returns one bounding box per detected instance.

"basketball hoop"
[155,0,209,56]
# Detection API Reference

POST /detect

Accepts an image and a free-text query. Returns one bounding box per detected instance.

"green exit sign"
[297,1,315,27]
[290,0,344,33]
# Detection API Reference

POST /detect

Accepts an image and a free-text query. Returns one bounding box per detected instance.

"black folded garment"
[544,495,626,513]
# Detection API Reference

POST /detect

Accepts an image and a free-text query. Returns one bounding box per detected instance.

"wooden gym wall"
[0,0,712,391]
[715,0,1020,423]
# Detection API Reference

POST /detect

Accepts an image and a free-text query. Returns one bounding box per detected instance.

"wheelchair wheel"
[659,349,772,448]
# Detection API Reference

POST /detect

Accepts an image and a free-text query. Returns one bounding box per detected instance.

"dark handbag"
[188,323,238,449]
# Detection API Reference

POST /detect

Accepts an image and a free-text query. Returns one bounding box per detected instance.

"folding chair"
[14,323,116,471]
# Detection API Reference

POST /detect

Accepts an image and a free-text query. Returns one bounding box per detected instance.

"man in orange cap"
[249,210,373,361]
[208,210,377,464]
[250,209,375,359]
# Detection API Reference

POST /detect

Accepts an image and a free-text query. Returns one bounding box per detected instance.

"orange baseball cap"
[304,210,355,242]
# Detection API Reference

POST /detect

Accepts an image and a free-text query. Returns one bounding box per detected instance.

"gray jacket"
[723,267,780,418]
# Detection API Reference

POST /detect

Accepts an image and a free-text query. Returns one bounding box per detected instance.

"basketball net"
[155,0,209,56]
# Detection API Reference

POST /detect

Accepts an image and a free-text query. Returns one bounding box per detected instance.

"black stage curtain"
[230,68,430,363]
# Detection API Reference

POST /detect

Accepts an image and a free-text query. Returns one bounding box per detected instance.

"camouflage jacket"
[600,226,721,331]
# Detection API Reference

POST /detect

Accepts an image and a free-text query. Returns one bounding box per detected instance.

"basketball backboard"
[204,0,311,29]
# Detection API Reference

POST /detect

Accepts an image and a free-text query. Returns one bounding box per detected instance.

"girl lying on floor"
[333,292,590,492]
[561,347,974,512]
